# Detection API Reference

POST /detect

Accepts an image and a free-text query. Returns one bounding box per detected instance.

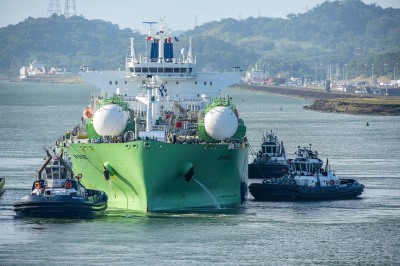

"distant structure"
[47,0,62,17]
[64,0,77,18]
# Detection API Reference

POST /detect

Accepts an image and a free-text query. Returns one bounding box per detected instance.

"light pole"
[290,63,293,78]
[320,64,323,80]
[364,64,367,79]
[371,64,374,81]
[300,62,303,75]
[356,63,358,78]
[315,63,318,82]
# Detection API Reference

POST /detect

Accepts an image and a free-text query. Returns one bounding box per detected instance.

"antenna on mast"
[142,22,158,58]
[142,21,158,35]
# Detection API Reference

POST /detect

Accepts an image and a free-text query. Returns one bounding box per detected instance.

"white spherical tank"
[204,106,238,140]
[92,104,128,136]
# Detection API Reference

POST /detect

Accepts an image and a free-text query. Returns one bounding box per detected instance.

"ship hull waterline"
[249,183,364,201]
[13,194,107,218]
[62,140,248,212]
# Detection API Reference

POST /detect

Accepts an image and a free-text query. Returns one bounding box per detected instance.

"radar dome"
[204,106,238,140]
[92,104,128,136]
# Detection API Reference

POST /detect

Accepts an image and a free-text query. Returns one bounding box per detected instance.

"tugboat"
[248,131,289,179]
[14,150,107,218]
[0,177,5,195]
[249,144,364,201]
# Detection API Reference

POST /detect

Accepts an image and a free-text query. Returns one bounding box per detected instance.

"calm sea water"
[0,80,399,265]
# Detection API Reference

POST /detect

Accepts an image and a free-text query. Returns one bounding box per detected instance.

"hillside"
[188,0,400,79]
[0,0,399,79]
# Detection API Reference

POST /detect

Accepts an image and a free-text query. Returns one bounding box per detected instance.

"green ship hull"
[63,140,248,212]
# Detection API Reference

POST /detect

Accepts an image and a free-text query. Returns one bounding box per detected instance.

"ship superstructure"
[81,18,241,111]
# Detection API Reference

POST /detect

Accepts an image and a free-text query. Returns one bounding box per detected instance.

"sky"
[0,0,399,34]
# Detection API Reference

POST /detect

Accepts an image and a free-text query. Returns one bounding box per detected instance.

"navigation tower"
[47,0,62,16]
[64,0,77,18]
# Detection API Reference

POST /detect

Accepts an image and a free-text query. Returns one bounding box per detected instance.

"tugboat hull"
[14,190,107,218]
[249,179,364,201]
[248,163,288,179]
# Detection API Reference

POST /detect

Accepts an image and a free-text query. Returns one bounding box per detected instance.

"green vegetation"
[328,97,400,105]
[0,0,399,78]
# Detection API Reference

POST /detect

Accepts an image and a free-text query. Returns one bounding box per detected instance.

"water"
[1,80,399,265]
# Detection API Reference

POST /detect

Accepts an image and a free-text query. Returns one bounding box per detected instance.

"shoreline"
[4,74,84,84]
[234,84,400,116]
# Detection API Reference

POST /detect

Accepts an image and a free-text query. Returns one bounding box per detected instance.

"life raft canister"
[64,180,73,189]
[34,181,41,189]
[82,105,93,119]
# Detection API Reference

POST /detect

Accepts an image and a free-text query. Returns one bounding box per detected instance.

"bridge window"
[135,67,141,73]
[204,81,207,85]
[158,67,164,73]
[149,68,157,73]
[165,68,173,73]
[142,67,148,73]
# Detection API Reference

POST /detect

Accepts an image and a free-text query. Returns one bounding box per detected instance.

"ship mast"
[130,37,135,59]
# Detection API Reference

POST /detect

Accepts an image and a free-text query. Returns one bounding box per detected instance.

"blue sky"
[0,0,399,33]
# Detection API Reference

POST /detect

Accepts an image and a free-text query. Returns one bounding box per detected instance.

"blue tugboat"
[14,150,107,218]
[249,144,364,201]
[248,131,289,178]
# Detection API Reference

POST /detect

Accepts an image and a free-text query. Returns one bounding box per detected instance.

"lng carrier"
[56,19,247,212]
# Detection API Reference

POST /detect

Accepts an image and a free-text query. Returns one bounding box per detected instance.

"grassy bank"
[305,97,400,115]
